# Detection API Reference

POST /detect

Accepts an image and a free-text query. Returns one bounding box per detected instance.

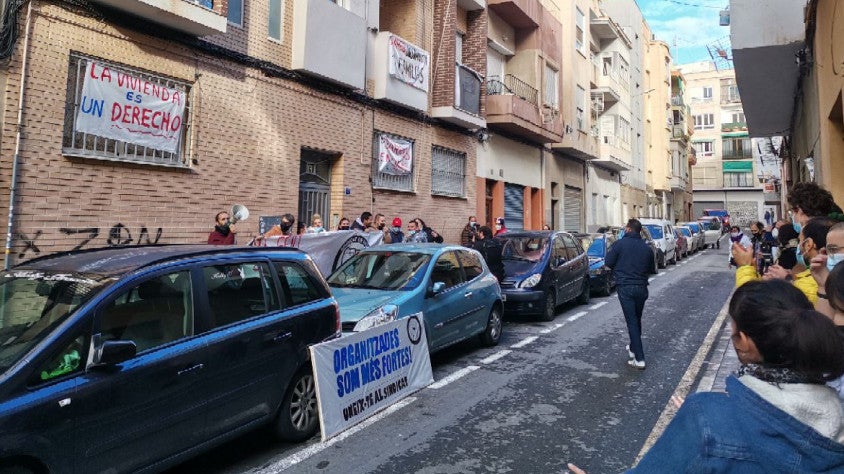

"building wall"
[585,165,620,230]
[0,3,476,263]
[545,153,585,230]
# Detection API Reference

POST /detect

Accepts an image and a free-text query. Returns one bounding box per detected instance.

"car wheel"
[576,279,591,305]
[603,277,612,296]
[273,369,319,442]
[540,290,556,322]
[657,251,666,269]
[479,305,502,346]
[652,255,658,274]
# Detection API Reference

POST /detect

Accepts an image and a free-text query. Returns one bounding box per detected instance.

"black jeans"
[617,284,649,362]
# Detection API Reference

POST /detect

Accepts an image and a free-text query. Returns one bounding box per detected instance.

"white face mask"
[828,253,844,272]
[730,232,740,238]
[495,225,502,230]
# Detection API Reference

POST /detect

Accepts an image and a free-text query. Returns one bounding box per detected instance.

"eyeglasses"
[827,244,844,254]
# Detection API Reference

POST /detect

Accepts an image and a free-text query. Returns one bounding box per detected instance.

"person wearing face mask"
[786,181,840,236]
[306,213,325,233]
[774,220,799,270]
[337,217,351,231]
[208,211,237,245]
[808,221,844,318]
[404,219,429,243]
[735,217,835,304]
[461,216,477,247]
[368,213,387,234]
[385,217,404,244]
[494,217,507,236]
[263,213,296,238]
[728,225,752,269]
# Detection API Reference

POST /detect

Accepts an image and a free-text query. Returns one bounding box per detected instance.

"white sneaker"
[626,345,635,360]
[628,359,646,370]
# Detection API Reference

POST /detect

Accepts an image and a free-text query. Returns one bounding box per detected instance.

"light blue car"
[326,243,504,353]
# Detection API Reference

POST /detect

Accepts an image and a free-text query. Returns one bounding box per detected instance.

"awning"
[722,161,753,172]
[722,131,749,138]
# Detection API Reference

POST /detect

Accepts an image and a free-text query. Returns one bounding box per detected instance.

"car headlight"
[353,304,399,332]
[518,273,542,289]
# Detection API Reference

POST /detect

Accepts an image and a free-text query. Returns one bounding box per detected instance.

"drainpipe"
[4,1,34,270]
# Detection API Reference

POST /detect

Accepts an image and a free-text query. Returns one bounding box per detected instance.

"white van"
[638,218,677,268]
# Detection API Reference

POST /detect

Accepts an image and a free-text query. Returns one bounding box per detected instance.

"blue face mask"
[793,222,802,234]
[828,253,844,272]
[796,240,810,267]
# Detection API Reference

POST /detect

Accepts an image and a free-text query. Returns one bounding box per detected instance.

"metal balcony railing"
[670,95,684,106]
[487,74,538,106]
[722,149,753,160]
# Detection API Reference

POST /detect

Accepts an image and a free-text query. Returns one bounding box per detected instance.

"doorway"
[298,149,335,229]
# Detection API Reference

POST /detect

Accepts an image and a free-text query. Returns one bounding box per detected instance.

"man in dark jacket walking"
[605,219,655,370]
[473,226,504,282]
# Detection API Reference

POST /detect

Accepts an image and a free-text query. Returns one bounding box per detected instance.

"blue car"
[326,243,504,352]
[576,233,617,296]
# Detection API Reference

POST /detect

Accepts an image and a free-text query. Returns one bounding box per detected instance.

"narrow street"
[174,238,734,473]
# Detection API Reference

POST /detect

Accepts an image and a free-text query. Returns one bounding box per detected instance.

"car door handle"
[464,292,473,298]
[177,363,205,376]
[272,331,294,342]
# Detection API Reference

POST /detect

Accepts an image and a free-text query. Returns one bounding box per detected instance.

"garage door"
[564,186,582,233]
[504,183,524,231]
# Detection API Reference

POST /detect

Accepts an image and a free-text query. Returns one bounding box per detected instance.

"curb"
[633,288,734,463]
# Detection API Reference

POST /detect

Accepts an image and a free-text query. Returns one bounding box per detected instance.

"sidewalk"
[693,314,740,393]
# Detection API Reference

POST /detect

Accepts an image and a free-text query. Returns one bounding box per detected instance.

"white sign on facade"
[388,34,429,92]
[377,134,413,175]
[310,315,433,440]
[75,61,187,154]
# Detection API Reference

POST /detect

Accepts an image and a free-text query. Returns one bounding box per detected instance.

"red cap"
[392,217,402,227]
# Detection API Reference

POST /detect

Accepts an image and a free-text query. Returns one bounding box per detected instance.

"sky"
[636,0,732,66]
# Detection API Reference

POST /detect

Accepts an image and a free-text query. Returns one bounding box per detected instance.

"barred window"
[372,131,414,192]
[431,146,466,198]
[62,53,192,168]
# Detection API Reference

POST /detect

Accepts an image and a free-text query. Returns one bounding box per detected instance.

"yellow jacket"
[735,265,818,304]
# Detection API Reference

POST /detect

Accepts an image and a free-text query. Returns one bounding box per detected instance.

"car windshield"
[327,251,431,290]
[579,236,594,252]
[644,225,664,239]
[0,270,111,373]
[680,228,692,237]
[500,236,549,263]
[686,223,700,233]
[699,219,721,230]
[587,239,605,257]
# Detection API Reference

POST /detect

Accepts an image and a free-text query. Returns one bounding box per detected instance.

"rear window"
[587,239,605,257]
[644,225,664,239]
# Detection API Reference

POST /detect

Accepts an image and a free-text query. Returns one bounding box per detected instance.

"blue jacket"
[630,377,844,473]
[605,232,653,286]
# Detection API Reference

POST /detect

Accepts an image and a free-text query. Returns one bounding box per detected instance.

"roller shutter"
[504,183,524,231]
[564,186,583,233]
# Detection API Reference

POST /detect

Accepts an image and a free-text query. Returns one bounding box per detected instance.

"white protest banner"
[254,230,383,277]
[388,34,429,92]
[75,61,187,154]
[377,134,413,176]
[310,314,433,440]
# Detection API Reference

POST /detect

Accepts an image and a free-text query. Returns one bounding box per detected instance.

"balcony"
[590,16,627,43]
[91,0,227,36]
[721,122,748,132]
[292,0,367,90]
[722,148,753,160]
[487,0,541,28]
[672,124,689,140]
[595,135,631,171]
[670,175,687,191]
[432,64,485,129]
[368,32,429,112]
[670,95,684,106]
[486,75,562,143]
[457,0,486,10]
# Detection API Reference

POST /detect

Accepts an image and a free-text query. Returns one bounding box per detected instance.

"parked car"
[576,233,617,296]
[703,209,731,233]
[682,221,706,252]
[674,227,689,259]
[326,243,503,352]
[0,245,339,473]
[618,227,660,275]
[639,218,677,268]
[697,217,723,249]
[595,226,624,239]
[496,231,590,321]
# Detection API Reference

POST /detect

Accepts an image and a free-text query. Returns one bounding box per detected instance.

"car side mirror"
[427,281,446,297]
[93,339,136,366]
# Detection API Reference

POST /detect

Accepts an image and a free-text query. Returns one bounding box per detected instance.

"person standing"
[473,226,504,282]
[404,219,429,243]
[263,213,295,238]
[385,217,404,244]
[461,216,477,247]
[370,213,387,233]
[764,209,772,227]
[351,212,372,231]
[208,211,237,245]
[605,218,655,370]
[415,218,443,243]
[337,217,351,231]
[494,217,507,236]
[306,214,325,233]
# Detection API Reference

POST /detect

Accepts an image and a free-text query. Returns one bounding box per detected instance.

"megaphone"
[230,204,249,225]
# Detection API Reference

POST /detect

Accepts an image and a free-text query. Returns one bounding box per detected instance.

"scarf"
[737,363,824,385]
[730,233,743,243]
[214,225,230,237]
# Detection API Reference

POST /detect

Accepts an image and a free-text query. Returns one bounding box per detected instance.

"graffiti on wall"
[17,224,163,259]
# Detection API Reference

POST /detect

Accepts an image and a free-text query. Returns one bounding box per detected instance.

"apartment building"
[642,27,673,219]
[0,0,486,262]
[682,61,765,225]
[669,70,696,221]
[478,0,564,231]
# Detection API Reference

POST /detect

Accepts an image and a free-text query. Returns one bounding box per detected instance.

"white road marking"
[589,301,608,310]
[511,336,539,348]
[647,277,655,282]
[429,366,480,389]
[566,311,588,322]
[655,272,666,277]
[539,323,565,334]
[480,350,512,364]
[255,396,418,472]
[667,267,676,272]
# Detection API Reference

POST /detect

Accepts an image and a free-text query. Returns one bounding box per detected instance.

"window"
[723,172,753,187]
[617,54,630,89]
[731,112,745,123]
[693,114,714,130]
[455,32,464,64]
[617,116,631,144]
[486,47,505,81]
[458,251,484,281]
[562,234,581,260]
[194,0,213,8]
[552,237,567,265]
[431,146,466,197]
[575,85,585,131]
[276,262,323,307]
[269,0,284,41]
[722,137,752,159]
[544,64,558,109]
[431,252,464,291]
[100,271,193,353]
[203,263,278,327]
[34,335,87,383]
[372,131,414,192]
[62,54,192,167]
[692,141,714,157]
[575,8,585,52]
[703,87,712,99]
[228,0,243,26]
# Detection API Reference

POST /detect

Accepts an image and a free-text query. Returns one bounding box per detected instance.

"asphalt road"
[173,239,734,474]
